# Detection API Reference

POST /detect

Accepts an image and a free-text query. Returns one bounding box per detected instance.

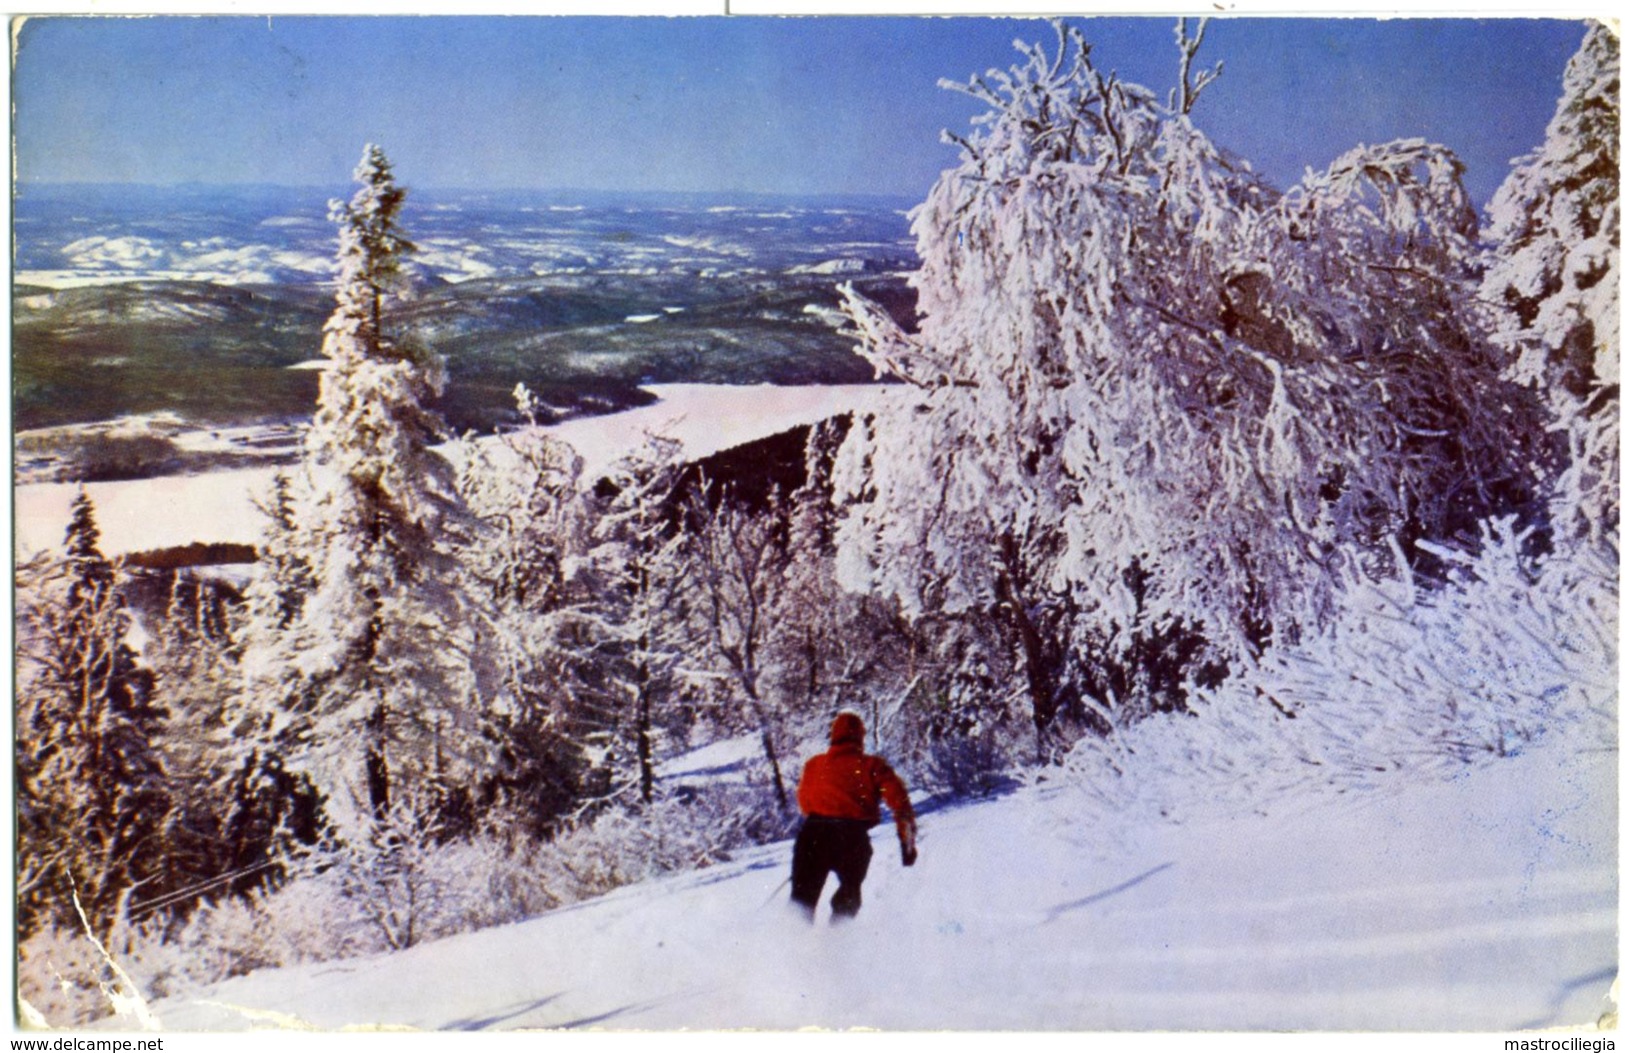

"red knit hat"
[829,710,865,746]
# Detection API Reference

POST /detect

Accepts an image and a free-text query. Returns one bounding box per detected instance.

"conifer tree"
[144,575,240,915]
[147,573,323,917]
[16,492,170,935]
[773,420,918,752]
[242,470,317,633]
[245,145,488,837]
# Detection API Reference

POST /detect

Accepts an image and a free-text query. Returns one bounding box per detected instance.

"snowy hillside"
[16,24,1617,1045]
[151,730,1615,1032]
[12,383,892,560]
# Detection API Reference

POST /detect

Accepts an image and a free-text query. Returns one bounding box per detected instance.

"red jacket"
[797,712,916,840]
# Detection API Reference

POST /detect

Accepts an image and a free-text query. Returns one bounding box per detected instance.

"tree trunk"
[994,534,1061,746]
[635,669,655,805]
[759,724,789,813]
[366,702,390,819]
[634,561,657,806]
[1006,593,1061,747]
[738,663,790,812]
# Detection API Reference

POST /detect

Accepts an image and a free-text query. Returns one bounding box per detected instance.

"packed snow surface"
[656,734,760,785]
[153,735,1615,1031]
[12,384,894,560]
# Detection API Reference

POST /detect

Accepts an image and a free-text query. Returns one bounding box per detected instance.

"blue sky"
[13,15,1588,203]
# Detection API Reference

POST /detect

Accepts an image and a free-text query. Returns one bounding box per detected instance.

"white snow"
[787,258,867,276]
[660,234,752,258]
[37,237,337,287]
[168,424,302,457]
[412,239,499,283]
[802,303,849,328]
[16,271,228,290]
[14,466,286,561]
[61,234,163,269]
[12,384,893,560]
[149,732,1615,1031]
[528,382,893,479]
[657,734,761,785]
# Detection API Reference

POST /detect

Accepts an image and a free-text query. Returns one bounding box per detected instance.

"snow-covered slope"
[152,734,1616,1032]
[13,384,892,560]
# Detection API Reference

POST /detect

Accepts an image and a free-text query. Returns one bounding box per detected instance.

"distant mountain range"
[13,184,920,438]
[14,183,918,286]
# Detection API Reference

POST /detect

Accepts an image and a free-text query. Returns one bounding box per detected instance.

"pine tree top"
[325,143,417,361]
[64,489,103,561]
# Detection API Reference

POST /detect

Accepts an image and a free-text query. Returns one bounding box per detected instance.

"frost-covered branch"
[832,19,1548,739]
[1172,18,1222,116]
[837,282,974,388]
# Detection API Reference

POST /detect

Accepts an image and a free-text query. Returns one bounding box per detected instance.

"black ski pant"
[790,815,873,921]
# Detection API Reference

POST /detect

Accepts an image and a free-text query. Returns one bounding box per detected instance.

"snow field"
[152,732,1615,1032]
[12,384,894,561]
[14,466,284,562]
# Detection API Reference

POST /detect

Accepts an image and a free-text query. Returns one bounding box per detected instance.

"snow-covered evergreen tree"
[459,405,702,825]
[146,574,323,920]
[1485,23,1620,546]
[833,20,1545,743]
[16,492,171,936]
[243,145,489,837]
[242,470,316,634]
[144,576,246,915]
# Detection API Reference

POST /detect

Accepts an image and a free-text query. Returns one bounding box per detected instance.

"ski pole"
[758,875,791,910]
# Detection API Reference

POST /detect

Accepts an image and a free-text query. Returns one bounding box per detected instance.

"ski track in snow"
[152,739,1616,1032]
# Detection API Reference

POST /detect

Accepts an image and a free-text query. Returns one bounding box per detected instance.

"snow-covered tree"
[1484,23,1620,546]
[241,470,316,635]
[833,20,1545,744]
[1060,516,1617,825]
[679,481,797,809]
[585,434,694,805]
[457,387,602,837]
[144,574,322,921]
[243,145,489,836]
[143,576,248,914]
[771,421,922,754]
[16,492,170,936]
[460,393,721,831]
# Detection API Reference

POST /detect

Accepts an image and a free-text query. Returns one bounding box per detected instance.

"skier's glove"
[899,823,918,867]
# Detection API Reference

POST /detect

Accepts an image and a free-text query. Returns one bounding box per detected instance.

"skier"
[790,709,917,922]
